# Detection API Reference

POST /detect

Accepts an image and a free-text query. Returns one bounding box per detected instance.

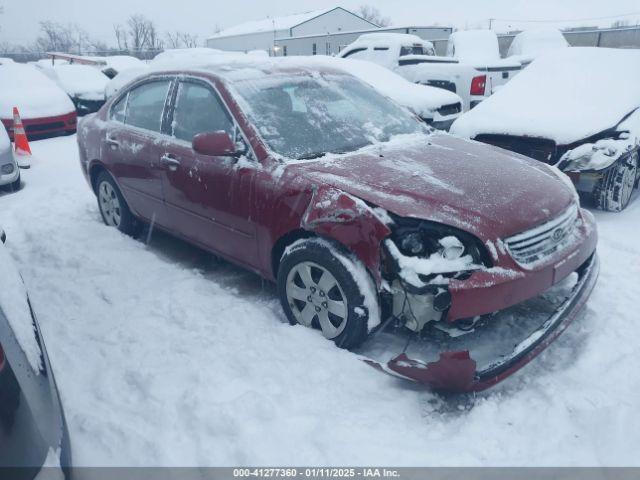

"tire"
[95,171,142,236]
[593,152,638,212]
[8,172,21,192]
[277,238,376,349]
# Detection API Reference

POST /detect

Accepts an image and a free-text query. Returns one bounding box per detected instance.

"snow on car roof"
[451,47,640,146]
[208,8,334,39]
[448,30,501,63]
[507,28,569,58]
[352,32,433,48]
[0,63,75,119]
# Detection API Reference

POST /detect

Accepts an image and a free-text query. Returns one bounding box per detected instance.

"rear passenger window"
[171,82,233,143]
[125,80,171,132]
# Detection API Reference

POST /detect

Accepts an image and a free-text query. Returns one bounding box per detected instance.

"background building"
[206,7,378,55]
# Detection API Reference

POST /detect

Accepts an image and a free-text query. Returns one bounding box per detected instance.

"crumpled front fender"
[301,184,391,284]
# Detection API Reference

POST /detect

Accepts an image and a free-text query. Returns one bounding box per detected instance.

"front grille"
[25,122,65,133]
[475,134,557,163]
[504,204,579,267]
[437,102,462,117]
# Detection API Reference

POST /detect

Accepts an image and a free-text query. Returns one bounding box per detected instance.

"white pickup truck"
[339,32,521,111]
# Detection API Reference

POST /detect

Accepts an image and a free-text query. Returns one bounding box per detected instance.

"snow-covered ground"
[0,135,639,466]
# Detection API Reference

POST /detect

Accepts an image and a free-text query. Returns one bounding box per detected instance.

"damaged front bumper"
[366,253,599,392]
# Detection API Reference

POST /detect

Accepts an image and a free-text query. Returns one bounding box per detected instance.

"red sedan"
[0,63,77,140]
[77,60,598,392]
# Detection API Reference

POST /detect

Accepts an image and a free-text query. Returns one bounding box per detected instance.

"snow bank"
[451,47,640,145]
[0,239,42,372]
[0,63,75,119]
[43,64,108,101]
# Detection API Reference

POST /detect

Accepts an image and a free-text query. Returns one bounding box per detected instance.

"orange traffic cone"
[12,107,31,169]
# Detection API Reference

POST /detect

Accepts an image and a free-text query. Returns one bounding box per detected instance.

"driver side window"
[171,82,234,143]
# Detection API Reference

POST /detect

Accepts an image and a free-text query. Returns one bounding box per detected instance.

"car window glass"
[172,82,233,143]
[125,80,171,132]
[342,47,368,59]
[111,94,127,123]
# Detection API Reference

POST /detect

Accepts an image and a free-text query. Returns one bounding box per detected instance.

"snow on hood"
[0,63,75,119]
[281,132,575,240]
[451,47,640,146]
[97,55,144,74]
[45,64,108,101]
[0,239,42,373]
[507,28,569,59]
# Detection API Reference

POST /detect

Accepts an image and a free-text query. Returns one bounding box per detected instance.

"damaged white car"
[451,47,640,211]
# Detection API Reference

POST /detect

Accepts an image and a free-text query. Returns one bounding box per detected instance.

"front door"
[158,79,259,268]
[103,78,173,227]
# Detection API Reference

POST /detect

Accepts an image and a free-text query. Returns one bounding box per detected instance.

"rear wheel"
[8,172,21,192]
[277,238,376,349]
[96,171,141,236]
[593,152,638,212]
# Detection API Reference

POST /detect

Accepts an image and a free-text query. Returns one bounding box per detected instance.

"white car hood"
[451,47,640,145]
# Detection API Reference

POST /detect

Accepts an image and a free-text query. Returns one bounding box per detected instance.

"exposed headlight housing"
[1,163,15,175]
[385,217,493,285]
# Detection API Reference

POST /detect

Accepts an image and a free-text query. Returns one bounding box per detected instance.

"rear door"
[102,78,174,227]
[158,78,260,268]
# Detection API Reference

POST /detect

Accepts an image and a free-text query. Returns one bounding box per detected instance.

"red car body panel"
[77,66,599,392]
[2,111,77,141]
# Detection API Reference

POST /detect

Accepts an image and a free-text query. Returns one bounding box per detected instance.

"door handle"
[106,136,120,149]
[160,154,180,171]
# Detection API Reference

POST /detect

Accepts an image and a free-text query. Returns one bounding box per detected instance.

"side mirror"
[192,131,237,157]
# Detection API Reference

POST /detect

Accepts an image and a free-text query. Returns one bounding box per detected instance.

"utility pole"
[489,18,494,30]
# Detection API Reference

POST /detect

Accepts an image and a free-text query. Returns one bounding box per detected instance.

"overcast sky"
[2,0,640,47]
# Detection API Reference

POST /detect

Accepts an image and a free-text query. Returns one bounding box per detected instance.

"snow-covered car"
[0,126,20,192]
[445,30,522,93]
[93,55,145,79]
[308,56,463,130]
[507,28,570,67]
[339,33,490,111]
[78,57,599,392]
[0,63,76,140]
[0,229,71,476]
[40,64,109,116]
[451,47,640,211]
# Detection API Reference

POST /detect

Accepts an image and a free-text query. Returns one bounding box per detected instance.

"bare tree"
[357,5,391,27]
[34,21,90,53]
[114,24,129,50]
[127,14,148,51]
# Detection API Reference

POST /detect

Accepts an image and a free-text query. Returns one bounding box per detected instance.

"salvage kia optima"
[77,57,599,392]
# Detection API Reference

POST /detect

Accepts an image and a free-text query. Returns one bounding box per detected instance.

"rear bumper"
[2,111,77,141]
[381,252,599,392]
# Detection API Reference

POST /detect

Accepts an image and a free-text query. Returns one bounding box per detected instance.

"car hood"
[451,48,640,146]
[282,133,574,240]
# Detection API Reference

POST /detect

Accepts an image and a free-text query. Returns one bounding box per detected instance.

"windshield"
[233,73,425,160]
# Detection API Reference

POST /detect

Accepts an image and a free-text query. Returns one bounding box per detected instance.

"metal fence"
[432,25,640,57]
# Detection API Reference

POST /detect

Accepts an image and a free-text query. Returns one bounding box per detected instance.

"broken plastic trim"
[365,253,599,393]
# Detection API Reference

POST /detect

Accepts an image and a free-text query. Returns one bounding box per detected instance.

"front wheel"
[593,152,638,212]
[96,171,141,236]
[277,238,378,349]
